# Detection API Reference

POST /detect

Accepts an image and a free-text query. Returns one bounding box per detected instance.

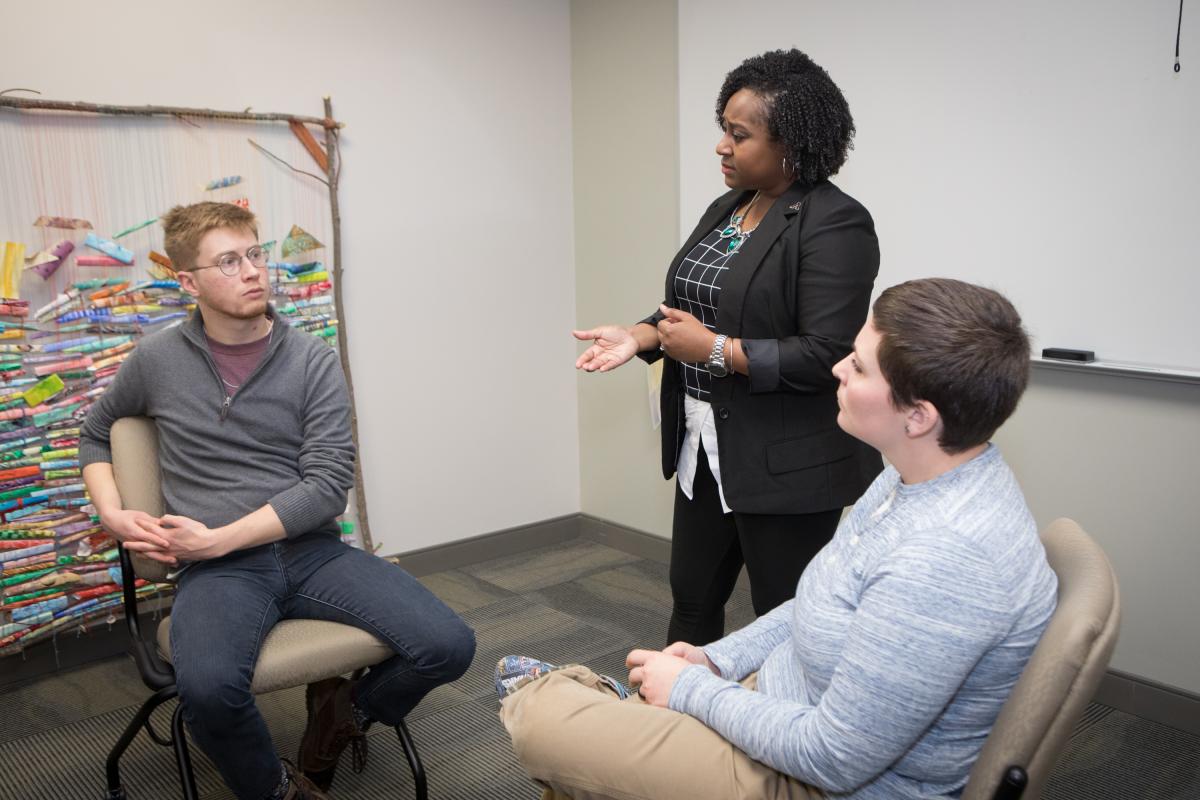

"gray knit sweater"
[670,445,1057,799]
[79,309,355,540]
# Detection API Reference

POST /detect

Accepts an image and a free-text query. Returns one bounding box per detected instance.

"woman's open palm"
[573,325,640,372]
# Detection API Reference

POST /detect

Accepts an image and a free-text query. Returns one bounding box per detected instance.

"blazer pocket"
[765,429,857,475]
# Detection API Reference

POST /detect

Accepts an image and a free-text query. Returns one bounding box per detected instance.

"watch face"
[708,361,728,378]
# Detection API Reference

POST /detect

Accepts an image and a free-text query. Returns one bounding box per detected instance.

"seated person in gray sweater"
[81,202,475,800]
[495,278,1058,800]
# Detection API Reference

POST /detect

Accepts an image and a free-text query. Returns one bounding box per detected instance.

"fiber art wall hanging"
[0,93,372,662]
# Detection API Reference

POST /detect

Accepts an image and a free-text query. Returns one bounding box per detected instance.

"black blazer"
[641,180,883,515]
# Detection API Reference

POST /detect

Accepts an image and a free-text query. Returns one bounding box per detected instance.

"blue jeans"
[169,533,476,800]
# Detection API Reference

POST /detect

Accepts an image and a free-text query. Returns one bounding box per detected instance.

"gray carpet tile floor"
[1,538,1197,799]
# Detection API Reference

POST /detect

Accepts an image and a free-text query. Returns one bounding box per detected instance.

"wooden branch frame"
[0,94,374,552]
[0,95,342,128]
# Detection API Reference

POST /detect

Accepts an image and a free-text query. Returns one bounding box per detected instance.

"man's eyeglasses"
[191,246,269,277]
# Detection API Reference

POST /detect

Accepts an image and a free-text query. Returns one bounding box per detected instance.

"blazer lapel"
[662,190,745,307]
[716,181,818,334]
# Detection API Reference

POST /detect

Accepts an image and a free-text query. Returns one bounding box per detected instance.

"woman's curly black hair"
[716,49,855,185]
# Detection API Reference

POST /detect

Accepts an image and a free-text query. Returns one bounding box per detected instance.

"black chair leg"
[171,702,199,800]
[105,686,177,799]
[394,719,428,800]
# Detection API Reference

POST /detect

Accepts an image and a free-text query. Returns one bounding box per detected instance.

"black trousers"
[667,445,841,646]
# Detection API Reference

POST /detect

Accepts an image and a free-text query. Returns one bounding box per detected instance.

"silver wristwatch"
[706,334,730,378]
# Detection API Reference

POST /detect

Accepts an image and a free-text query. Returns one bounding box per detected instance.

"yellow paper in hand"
[647,359,663,430]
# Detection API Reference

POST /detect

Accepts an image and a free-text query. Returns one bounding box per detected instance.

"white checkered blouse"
[672,226,748,400]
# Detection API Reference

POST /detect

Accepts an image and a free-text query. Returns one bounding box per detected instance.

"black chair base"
[106,545,429,799]
[104,691,428,800]
[105,685,178,800]
[395,719,428,800]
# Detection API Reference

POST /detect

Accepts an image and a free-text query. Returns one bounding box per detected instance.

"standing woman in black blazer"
[574,49,883,645]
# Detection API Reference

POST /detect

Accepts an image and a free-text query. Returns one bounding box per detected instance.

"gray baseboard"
[388,513,582,577]
[387,513,675,577]
[576,514,760,592]
[391,511,1200,735]
[1095,669,1200,736]
[578,514,671,562]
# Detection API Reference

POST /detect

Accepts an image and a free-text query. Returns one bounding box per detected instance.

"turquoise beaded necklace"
[718,191,762,254]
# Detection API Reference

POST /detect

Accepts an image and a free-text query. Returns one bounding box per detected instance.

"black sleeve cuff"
[742,338,780,392]
[635,310,666,365]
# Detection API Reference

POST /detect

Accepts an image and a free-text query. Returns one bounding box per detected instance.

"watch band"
[707,334,729,376]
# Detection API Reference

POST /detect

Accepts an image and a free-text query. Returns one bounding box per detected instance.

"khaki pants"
[500,665,823,800]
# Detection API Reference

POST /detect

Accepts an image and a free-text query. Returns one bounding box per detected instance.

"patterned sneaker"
[596,673,631,700]
[495,655,561,699]
[494,655,631,700]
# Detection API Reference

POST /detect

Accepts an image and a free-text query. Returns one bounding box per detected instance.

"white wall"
[677,0,1200,694]
[0,0,581,554]
[995,371,1200,695]
[572,0,679,537]
[679,0,1200,370]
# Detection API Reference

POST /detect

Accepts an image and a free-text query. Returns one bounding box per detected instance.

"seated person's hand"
[662,641,719,675]
[626,648,704,707]
[138,514,229,563]
[99,508,178,566]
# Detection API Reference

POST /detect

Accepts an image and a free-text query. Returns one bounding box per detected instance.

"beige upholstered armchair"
[964,517,1121,800]
[104,416,428,800]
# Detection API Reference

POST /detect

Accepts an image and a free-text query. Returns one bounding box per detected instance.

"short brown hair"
[872,278,1030,453]
[161,202,258,271]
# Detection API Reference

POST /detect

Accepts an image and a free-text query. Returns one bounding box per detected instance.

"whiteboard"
[679,0,1199,370]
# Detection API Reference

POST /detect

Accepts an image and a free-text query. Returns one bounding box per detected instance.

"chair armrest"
[991,766,1028,800]
[118,544,175,690]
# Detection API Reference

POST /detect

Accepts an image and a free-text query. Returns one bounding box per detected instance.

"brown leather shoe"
[297,677,368,791]
[282,759,331,800]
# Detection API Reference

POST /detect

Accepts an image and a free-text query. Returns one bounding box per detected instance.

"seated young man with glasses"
[81,201,476,800]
